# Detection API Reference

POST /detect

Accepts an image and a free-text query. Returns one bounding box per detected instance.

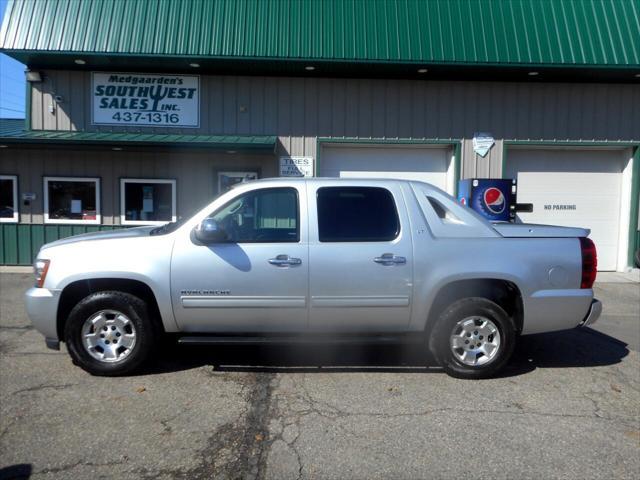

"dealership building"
[0,0,638,270]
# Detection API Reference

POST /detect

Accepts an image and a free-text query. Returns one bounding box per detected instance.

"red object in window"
[580,237,597,289]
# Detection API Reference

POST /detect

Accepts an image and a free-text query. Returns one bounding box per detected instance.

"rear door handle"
[373,253,407,266]
[268,254,302,267]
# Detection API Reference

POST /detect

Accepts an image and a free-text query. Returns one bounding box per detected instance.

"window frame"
[43,176,101,225]
[316,186,401,243]
[0,174,19,223]
[120,178,177,226]
[217,171,259,195]
[208,187,300,243]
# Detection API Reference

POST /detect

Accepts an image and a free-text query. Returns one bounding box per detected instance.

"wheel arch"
[426,278,524,334]
[56,278,165,340]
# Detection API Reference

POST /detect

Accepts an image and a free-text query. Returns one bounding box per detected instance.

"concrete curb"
[0,266,32,273]
[596,270,640,284]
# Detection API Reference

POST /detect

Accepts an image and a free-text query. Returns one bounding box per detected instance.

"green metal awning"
[0,123,277,152]
[1,0,638,81]
[0,118,24,136]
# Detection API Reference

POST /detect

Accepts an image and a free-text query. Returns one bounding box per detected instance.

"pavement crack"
[158,410,186,436]
[12,383,76,395]
[1,352,62,356]
[136,371,277,480]
[283,375,636,427]
[32,459,128,475]
[0,325,33,331]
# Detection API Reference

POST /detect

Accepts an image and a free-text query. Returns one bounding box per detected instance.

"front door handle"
[268,254,302,267]
[374,253,407,266]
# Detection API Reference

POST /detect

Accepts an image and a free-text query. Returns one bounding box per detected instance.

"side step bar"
[178,335,424,346]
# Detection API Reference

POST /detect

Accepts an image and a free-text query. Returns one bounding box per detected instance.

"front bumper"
[580,299,602,327]
[24,287,61,347]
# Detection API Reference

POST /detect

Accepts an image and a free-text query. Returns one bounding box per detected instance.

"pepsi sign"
[457,179,516,222]
[483,187,506,215]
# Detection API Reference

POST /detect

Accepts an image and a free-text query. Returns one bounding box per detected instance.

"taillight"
[580,237,597,289]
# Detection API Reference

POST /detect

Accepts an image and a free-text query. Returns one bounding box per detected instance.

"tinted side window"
[317,187,400,242]
[211,187,299,242]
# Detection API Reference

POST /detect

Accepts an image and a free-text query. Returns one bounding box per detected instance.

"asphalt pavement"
[0,273,638,479]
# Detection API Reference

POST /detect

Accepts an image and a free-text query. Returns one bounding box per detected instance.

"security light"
[189,63,200,68]
[305,66,315,71]
[25,70,42,82]
[74,59,86,65]
[417,68,428,73]
[528,71,539,76]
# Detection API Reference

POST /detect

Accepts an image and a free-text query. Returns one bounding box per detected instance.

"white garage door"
[505,148,627,271]
[320,144,454,193]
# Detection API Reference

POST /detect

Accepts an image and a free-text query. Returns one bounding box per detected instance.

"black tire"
[429,297,516,379]
[64,291,156,376]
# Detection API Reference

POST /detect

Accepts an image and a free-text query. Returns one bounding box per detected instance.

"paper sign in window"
[142,186,154,213]
[71,200,82,214]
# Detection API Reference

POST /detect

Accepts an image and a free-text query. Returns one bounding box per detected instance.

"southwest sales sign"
[92,73,199,127]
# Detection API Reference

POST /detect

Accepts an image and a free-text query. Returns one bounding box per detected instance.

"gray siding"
[0,148,277,224]
[28,71,640,177]
[461,139,503,179]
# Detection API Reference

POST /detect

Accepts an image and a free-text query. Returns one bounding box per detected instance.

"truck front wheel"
[64,291,156,376]
[430,297,516,379]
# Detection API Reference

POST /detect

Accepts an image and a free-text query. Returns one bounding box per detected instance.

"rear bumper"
[580,299,602,327]
[522,288,594,334]
[24,287,61,345]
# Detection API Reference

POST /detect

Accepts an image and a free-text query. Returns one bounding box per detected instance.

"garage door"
[505,148,627,271]
[319,144,454,193]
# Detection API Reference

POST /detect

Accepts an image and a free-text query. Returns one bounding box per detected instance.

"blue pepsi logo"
[483,187,506,214]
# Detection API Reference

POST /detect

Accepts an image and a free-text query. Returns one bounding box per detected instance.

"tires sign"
[91,72,199,127]
[280,157,314,177]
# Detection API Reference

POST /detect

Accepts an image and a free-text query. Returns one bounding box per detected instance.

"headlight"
[34,259,50,288]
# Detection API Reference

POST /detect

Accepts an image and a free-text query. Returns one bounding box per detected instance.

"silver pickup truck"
[25,178,601,379]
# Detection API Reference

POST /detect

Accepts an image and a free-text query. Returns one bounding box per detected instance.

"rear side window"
[317,187,400,242]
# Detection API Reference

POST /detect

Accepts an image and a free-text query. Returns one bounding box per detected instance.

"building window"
[120,178,176,225]
[218,171,258,194]
[0,175,18,223]
[316,187,400,242]
[44,177,100,225]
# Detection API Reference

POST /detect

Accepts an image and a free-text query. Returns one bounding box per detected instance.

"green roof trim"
[0,124,277,151]
[1,0,638,68]
[0,118,24,136]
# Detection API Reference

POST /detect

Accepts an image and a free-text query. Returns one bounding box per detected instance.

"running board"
[178,335,423,346]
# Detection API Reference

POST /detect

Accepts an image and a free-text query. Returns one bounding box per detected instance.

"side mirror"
[194,218,227,243]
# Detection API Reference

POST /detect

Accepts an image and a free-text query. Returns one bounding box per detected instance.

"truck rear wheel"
[429,297,516,379]
[64,291,156,376]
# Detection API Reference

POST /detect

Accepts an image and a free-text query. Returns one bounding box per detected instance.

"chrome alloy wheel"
[81,310,137,363]
[449,316,501,366]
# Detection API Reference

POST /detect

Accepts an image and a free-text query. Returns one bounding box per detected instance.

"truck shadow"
[142,327,629,378]
[0,464,32,480]
[499,327,630,377]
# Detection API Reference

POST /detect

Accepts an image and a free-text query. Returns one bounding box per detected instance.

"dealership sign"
[280,157,314,177]
[92,73,199,127]
[472,132,495,157]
